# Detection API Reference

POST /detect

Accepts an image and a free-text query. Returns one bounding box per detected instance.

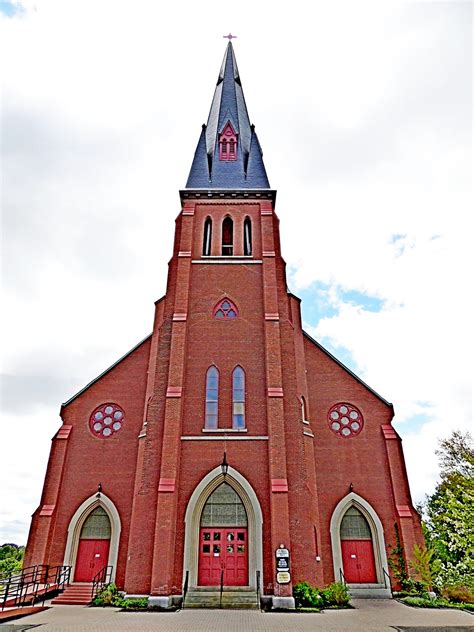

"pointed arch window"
[205,367,219,429]
[203,218,212,256]
[213,298,238,320]
[80,507,111,539]
[232,366,245,429]
[341,507,372,540]
[219,122,237,161]
[222,217,233,255]
[201,483,247,527]
[243,217,252,256]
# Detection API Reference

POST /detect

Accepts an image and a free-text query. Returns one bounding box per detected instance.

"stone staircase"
[184,587,259,609]
[348,583,392,599]
[51,583,93,605]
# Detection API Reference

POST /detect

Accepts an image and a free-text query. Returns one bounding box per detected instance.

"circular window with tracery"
[89,403,124,438]
[327,403,364,438]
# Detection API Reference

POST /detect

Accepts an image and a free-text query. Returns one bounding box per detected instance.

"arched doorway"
[183,466,263,591]
[340,506,376,583]
[330,492,390,588]
[63,493,121,583]
[198,483,248,586]
[75,507,111,582]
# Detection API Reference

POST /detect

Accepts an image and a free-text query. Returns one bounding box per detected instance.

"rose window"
[89,403,124,438]
[327,403,364,438]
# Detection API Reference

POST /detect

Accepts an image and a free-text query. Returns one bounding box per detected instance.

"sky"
[1,0,472,544]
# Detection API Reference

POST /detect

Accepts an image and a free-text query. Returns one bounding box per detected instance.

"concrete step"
[348,584,392,599]
[184,590,259,609]
[51,583,93,605]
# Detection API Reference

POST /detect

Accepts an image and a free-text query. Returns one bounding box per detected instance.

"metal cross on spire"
[223,33,237,40]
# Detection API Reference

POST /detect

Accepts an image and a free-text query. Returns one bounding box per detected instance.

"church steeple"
[185,42,270,189]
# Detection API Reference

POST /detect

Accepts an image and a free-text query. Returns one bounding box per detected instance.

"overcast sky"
[1,0,472,544]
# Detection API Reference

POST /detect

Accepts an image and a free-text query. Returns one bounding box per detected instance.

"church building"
[24,42,423,608]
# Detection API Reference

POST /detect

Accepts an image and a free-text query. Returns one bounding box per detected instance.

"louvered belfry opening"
[203,218,212,256]
[222,217,233,255]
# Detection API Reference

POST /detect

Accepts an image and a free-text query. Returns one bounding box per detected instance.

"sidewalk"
[3,598,473,631]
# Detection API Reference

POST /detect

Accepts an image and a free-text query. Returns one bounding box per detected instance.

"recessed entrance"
[75,507,111,582]
[198,483,248,586]
[340,506,376,583]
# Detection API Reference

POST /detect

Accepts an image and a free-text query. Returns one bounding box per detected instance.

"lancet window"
[205,367,219,429]
[232,366,246,429]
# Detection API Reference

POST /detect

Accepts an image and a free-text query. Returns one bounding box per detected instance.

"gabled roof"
[186,42,270,189]
[60,334,152,411]
[303,330,394,410]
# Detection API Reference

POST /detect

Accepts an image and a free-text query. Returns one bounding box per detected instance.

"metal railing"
[219,569,224,609]
[0,565,71,610]
[182,570,189,609]
[339,568,347,585]
[383,568,393,595]
[256,570,260,609]
[91,565,113,600]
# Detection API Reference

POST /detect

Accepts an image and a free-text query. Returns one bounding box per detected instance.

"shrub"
[91,583,124,607]
[120,597,148,610]
[441,585,474,604]
[293,581,350,609]
[293,581,324,608]
[320,582,351,607]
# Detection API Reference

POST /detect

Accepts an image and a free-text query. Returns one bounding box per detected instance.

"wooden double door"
[75,539,110,582]
[341,539,376,583]
[198,527,248,586]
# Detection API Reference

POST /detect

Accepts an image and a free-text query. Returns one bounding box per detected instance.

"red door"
[75,539,110,582]
[198,528,248,586]
[341,540,376,583]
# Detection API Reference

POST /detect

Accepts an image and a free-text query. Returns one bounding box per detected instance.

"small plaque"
[277,571,290,584]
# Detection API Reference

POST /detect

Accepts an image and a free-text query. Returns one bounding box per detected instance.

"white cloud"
[1,0,472,541]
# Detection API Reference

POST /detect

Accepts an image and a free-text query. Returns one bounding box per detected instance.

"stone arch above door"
[183,466,263,590]
[63,493,121,582]
[329,492,389,585]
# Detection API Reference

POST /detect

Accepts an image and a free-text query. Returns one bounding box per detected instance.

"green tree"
[0,544,25,578]
[423,431,474,589]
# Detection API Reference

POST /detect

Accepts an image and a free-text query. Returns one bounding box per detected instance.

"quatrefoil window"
[213,299,238,320]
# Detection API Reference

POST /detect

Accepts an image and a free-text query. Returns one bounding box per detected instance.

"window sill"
[202,428,248,433]
[200,255,254,259]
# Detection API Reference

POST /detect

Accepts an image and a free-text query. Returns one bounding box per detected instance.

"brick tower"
[24,43,423,608]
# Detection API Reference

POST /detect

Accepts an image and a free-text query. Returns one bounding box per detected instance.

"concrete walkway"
[2,599,473,631]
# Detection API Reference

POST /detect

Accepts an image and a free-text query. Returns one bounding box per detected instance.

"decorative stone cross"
[223,33,237,40]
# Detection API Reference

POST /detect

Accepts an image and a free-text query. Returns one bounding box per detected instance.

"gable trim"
[61,334,152,411]
[302,330,393,410]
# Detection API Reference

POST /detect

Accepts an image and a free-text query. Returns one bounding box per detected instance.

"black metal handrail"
[256,569,260,609]
[219,569,224,609]
[91,565,113,600]
[182,570,189,609]
[0,565,71,610]
[339,568,347,585]
[382,568,392,595]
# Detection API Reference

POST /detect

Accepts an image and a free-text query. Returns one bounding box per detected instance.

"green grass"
[401,596,474,612]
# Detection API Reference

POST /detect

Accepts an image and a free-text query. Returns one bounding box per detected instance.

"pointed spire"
[186,42,270,189]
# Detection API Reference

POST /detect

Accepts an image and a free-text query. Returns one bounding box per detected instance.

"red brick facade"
[24,193,423,602]
[24,45,423,606]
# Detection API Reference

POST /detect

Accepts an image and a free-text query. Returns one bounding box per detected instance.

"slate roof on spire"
[186,42,270,189]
